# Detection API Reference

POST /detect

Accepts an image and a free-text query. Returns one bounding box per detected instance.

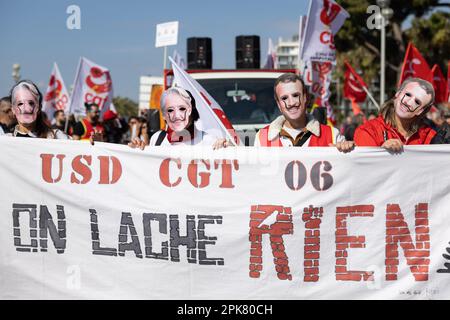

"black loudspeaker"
[312,107,327,125]
[187,37,212,69]
[147,109,161,137]
[236,35,260,69]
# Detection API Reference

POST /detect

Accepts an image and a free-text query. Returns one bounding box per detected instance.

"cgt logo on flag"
[398,42,433,86]
[320,0,342,26]
[42,63,70,122]
[68,57,115,118]
[86,67,112,95]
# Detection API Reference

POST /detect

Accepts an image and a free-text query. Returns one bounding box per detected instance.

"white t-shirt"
[149,126,218,146]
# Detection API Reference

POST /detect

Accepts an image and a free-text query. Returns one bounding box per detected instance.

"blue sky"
[1,1,447,101]
[0,0,309,100]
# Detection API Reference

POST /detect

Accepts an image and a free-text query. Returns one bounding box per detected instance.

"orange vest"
[80,118,104,141]
[258,124,334,147]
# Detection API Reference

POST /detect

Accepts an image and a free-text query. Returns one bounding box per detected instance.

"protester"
[254,73,353,152]
[51,109,66,131]
[122,116,139,144]
[344,113,364,141]
[429,104,450,144]
[137,116,150,145]
[354,77,436,152]
[102,110,128,144]
[128,87,229,149]
[0,96,16,135]
[72,102,105,144]
[7,80,69,139]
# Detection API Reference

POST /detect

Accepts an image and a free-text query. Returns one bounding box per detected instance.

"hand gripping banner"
[1,137,450,299]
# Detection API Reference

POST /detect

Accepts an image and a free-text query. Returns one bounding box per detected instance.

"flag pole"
[362,86,380,110]
[163,46,167,71]
[169,57,237,146]
[65,57,82,133]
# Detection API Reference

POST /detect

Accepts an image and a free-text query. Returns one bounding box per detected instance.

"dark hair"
[53,109,64,118]
[10,79,54,138]
[273,73,308,100]
[128,116,138,123]
[85,102,100,112]
[184,89,200,122]
[0,96,12,105]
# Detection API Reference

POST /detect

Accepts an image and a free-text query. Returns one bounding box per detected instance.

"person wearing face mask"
[254,73,353,152]
[354,77,437,152]
[8,80,69,139]
[128,87,228,149]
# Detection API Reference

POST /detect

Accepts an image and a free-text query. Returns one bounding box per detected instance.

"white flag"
[263,38,277,69]
[298,15,307,75]
[300,0,349,63]
[68,57,115,118]
[42,63,70,122]
[172,50,186,70]
[169,57,239,145]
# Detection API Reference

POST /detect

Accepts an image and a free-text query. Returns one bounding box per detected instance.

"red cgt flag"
[447,61,450,102]
[398,42,433,87]
[431,64,448,104]
[343,61,367,116]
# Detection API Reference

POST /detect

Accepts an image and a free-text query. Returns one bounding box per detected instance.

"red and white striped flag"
[169,57,239,145]
[42,63,70,122]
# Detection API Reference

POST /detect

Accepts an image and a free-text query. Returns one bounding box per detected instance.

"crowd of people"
[1,75,449,152]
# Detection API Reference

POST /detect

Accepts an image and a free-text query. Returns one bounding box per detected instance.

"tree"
[334,0,450,101]
[112,96,138,118]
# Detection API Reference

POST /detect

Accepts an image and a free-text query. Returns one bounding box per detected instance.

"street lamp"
[376,0,393,105]
[12,63,21,83]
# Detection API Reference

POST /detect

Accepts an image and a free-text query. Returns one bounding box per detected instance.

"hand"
[212,138,232,150]
[381,139,403,153]
[128,137,146,150]
[331,141,355,153]
[89,129,104,145]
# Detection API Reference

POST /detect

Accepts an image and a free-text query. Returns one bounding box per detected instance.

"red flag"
[343,61,367,115]
[398,42,433,87]
[447,61,450,102]
[431,64,447,104]
[344,61,367,102]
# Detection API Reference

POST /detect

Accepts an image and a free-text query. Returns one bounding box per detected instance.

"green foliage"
[407,11,450,73]
[112,96,138,118]
[334,0,450,103]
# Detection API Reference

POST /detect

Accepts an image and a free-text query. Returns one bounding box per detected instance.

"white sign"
[1,138,450,299]
[155,21,179,48]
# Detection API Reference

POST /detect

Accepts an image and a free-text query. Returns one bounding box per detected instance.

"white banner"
[68,57,115,118]
[42,63,70,122]
[155,21,179,48]
[300,0,349,63]
[1,137,450,300]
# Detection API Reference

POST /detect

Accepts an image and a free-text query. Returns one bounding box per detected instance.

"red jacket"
[354,116,436,146]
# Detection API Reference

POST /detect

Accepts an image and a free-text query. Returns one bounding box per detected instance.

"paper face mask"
[395,82,432,119]
[164,93,192,132]
[13,88,39,125]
